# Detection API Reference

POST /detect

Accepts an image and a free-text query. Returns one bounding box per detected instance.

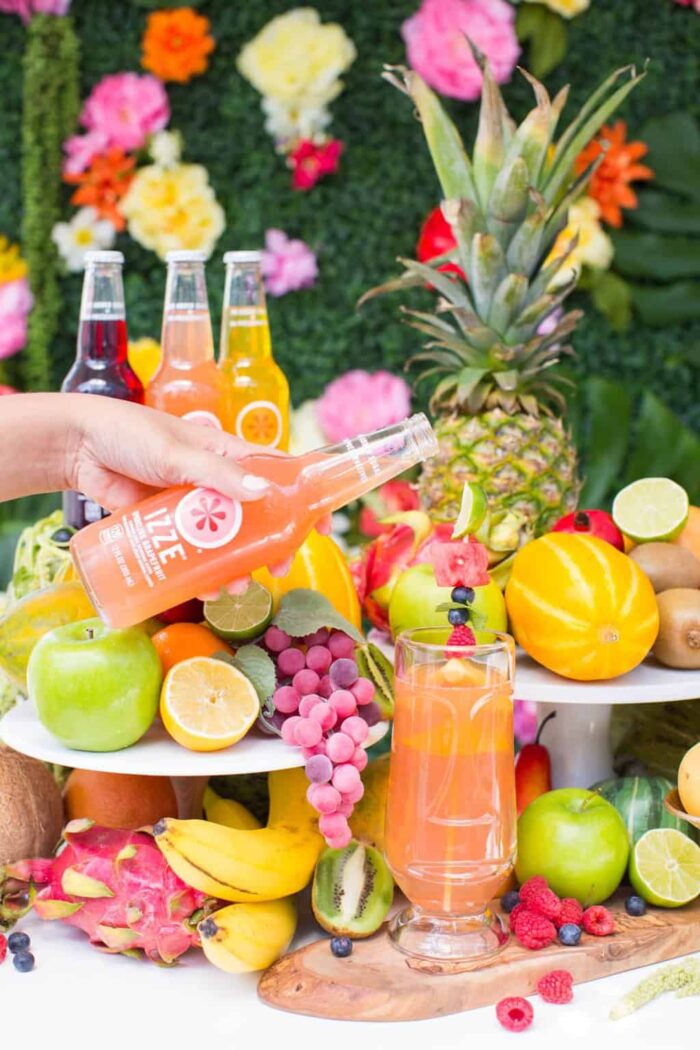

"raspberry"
[528,886,562,923]
[519,876,549,905]
[582,905,615,936]
[0,934,5,965]
[513,909,557,950]
[496,997,534,1032]
[446,625,476,647]
[556,897,584,929]
[508,902,528,929]
[537,969,574,1004]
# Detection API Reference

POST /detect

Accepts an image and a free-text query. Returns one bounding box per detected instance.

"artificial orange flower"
[141,7,215,84]
[65,149,136,232]
[575,121,653,228]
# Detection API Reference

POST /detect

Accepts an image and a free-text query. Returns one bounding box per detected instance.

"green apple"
[388,563,507,640]
[28,617,161,752]
[516,788,629,905]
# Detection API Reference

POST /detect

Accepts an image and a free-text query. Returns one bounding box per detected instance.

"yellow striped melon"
[506,533,659,680]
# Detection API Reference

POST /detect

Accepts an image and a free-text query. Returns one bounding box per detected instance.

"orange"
[236,403,283,446]
[151,622,231,675]
[160,656,259,751]
[253,529,361,629]
[675,506,700,561]
[506,533,659,681]
[64,769,178,828]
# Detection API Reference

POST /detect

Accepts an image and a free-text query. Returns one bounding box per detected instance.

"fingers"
[197,576,252,602]
[170,445,271,503]
[316,514,333,536]
[268,557,293,578]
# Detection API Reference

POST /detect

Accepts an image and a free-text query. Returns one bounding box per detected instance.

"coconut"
[0,746,64,866]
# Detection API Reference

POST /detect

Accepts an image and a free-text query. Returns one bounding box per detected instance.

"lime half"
[612,478,689,543]
[204,582,273,642]
[629,828,700,907]
[452,482,488,539]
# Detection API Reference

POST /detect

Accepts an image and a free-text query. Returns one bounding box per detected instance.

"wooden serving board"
[258,895,700,1022]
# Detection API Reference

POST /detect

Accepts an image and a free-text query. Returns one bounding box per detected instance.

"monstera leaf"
[611,113,700,326]
[568,376,700,507]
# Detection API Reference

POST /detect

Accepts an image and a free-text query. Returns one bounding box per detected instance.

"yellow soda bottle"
[218,250,290,450]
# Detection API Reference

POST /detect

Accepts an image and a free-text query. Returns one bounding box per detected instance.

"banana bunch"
[198,898,297,973]
[154,767,323,903]
[203,787,262,830]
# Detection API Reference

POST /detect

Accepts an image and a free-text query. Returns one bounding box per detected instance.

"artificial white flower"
[51,207,116,272]
[261,96,332,146]
[289,398,327,455]
[149,129,183,168]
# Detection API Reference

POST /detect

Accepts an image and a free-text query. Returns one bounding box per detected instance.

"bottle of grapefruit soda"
[61,250,144,530]
[70,414,438,628]
[145,250,226,430]
[218,251,290,450]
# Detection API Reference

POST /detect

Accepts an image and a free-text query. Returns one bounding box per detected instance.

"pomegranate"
[551,509,624,551]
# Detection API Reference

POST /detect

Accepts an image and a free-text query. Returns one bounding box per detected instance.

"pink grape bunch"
[263,625,381,849]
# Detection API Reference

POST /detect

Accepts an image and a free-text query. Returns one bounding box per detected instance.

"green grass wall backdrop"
[0,0,698,429]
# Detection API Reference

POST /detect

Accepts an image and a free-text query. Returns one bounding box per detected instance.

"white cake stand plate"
[0,698,387,817]
[515,655,700,788]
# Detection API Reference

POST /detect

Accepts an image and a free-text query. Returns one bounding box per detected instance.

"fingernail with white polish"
[242,474,270,492]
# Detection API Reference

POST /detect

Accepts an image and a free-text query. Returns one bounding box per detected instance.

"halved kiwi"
[312,841,394,938]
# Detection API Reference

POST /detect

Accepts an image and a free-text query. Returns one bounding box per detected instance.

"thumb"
[168,444,271,503]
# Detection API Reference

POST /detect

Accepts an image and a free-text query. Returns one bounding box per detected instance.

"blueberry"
[12,951,35,972]
[447,607,469,627]
[7,931,30,954]
[501,890,521,914]
[558,923,582,946]
[625,895,647,917]
[330,936,352,958]
[451,586,475,606]
[50,527,74,547]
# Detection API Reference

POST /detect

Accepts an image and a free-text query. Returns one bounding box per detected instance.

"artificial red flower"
[64,148,136,232]
[358,480,420,538]
[417,205,465,280]
[289,139,343,191]
[575,121,654,228]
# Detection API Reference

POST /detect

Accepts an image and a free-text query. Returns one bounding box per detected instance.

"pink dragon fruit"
[4,820,213,963]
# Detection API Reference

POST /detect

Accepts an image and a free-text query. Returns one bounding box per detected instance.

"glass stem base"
[389,905,508,967]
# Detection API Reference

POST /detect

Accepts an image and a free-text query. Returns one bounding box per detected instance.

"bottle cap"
[84,250,124,264]
[166,250,207,264]
[223,250,261,264]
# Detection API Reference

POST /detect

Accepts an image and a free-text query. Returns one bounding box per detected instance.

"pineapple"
[365,56,645,534]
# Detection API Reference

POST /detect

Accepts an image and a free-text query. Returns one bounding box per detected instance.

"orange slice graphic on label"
[235,401,283,447]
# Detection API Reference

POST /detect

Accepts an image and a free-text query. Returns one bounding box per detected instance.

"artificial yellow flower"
[0,236,28,284]
[127,337,161,387]
[545,196,614,285]
[237,8,356,109]
[524,0,590,18]
[120,162,225,260]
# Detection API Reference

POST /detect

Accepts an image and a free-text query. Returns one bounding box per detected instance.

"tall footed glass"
[386,628,516,965]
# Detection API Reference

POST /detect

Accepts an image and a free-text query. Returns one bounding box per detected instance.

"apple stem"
[86,628,94,640]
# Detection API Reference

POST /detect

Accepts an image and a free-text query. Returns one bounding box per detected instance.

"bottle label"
[83,301,125,321]
[235,400,283,447]
[174,489,243,549]
[341,436,383,484]
[228,307,268,328]
[182,410,223,430]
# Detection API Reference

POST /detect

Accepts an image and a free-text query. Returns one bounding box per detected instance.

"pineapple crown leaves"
[366,57,646,418]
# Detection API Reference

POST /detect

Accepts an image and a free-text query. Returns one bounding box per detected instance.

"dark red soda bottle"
[61,250,144,529]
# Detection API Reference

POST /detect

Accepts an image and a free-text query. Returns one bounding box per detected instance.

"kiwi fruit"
[629,543,700,594]
[654,589,700,669]
[312,841,394,938]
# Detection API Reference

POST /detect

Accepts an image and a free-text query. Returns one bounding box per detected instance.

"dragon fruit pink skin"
[4,819,213,964]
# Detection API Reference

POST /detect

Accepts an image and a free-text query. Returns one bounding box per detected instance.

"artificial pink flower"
[62,130,109,177]
[81,73,170,152]
[674,0,700,9]
[0,277,33,360]
[514,700,539,747]
[402,0,520,101]
[0,0,69,21]
[316,369,412,444]
[289,139,343,191]
[260,228,318,297]
[0,384,18,395]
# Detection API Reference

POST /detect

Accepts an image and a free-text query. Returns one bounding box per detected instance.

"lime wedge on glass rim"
[629,828,700,907]
[204,582,273,641]
[452,482,488,539]
[612,478,689,543]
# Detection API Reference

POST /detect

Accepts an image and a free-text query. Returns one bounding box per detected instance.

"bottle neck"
[219,260,271,362]
[298,414,439,516]
[160,261,214,365]
[76,263,128,363]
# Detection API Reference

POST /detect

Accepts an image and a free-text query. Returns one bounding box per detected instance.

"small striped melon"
[505,533,659,680]
[591,775,693,845]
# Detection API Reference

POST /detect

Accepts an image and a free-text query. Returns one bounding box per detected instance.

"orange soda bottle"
[146,251,226,430]
[70,415,438,628]
[218,251,289,450]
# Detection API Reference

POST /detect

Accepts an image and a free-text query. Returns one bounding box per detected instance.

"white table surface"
[2,905,696,1050]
